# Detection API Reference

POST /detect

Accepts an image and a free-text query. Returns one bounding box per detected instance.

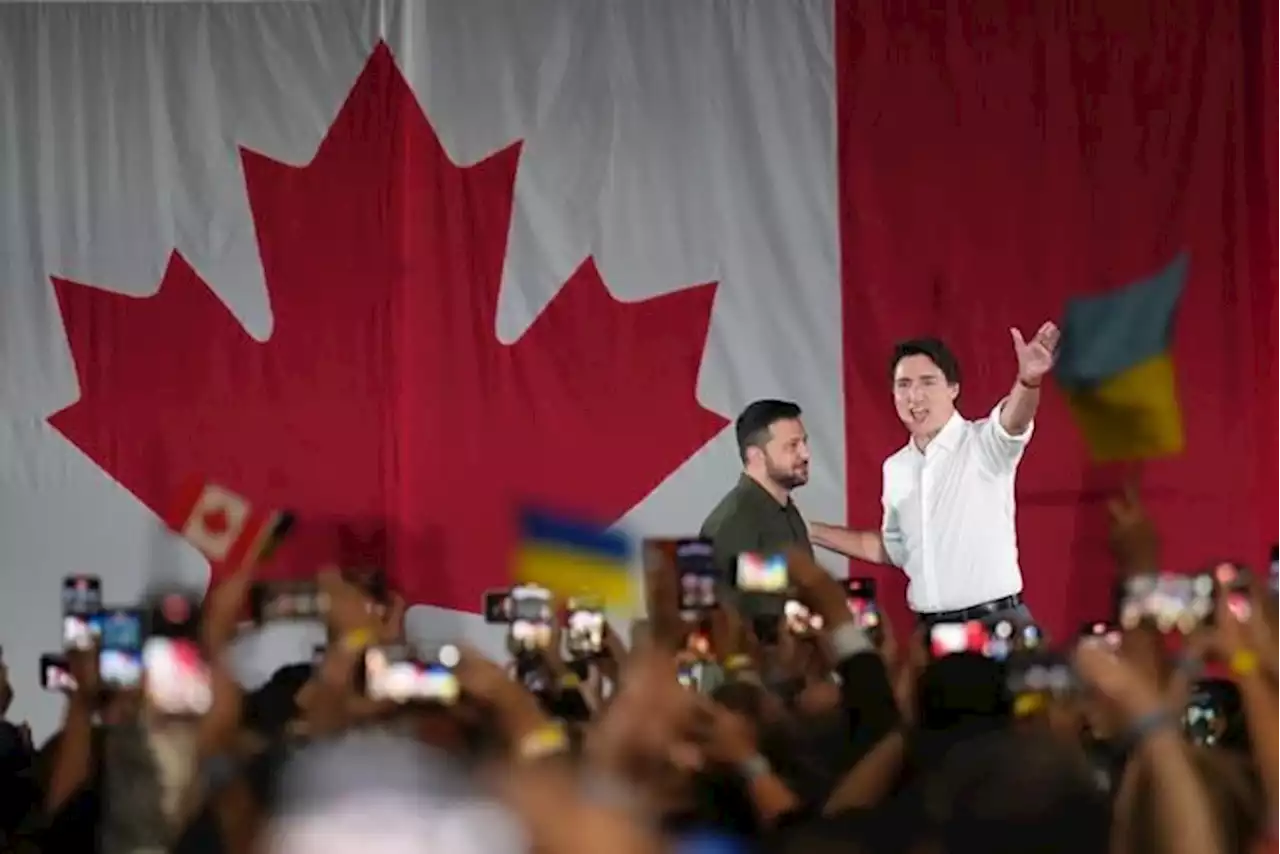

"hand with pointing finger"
[1011,321,1060,385]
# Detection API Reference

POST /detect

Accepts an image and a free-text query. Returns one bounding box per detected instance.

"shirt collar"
[739,474,791,509]
[911,410,965,455]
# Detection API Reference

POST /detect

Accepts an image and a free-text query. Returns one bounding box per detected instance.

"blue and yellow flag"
[513,509,636,609]
[1054,253,1188,463]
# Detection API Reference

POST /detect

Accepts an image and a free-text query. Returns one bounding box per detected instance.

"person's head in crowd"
[0,720,37,846]
[735,399,810,492]
[712,680,770,731]
[909,653,1010,777]
[915,652,1009,733]
[919,729,1109,854]
[0,650,11,718]
[245,663,315,746]
[890,337,961,441]
[10,482,1275,854]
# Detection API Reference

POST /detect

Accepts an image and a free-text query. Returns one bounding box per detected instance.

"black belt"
[916,593,1024,625]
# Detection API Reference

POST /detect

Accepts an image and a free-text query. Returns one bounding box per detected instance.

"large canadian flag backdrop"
[0,0,1274,735]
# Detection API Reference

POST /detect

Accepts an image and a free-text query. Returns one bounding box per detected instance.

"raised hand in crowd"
[6,487,1278,854]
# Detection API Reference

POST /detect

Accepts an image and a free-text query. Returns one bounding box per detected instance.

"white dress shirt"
[880,401,1032,613]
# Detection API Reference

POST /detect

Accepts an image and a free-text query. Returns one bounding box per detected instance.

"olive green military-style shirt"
[699,474,814,579]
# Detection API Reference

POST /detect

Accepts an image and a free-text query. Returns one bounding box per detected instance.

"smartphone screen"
[735,552,788,594]
[1183,689,1226,747]
[1007,654,1076,699]
[784,599,823,635]
[1213,562,1253,621]
[365,645,459,705]
[672,538,717,612]
[40,654,77,693]
[63,612,102,652]
[250,581,328,623]
[62,576,103,651]
[143,636,211,716]
[509,585,554,654]
[1080,621,1122,651]
[985,620,1015,660]
[62,575,102,615]
[845,577,876,601]
[98,609,144,689]
[565,600,605,658]
[482,589,511,624]
[1014,621,1044,652]
[929,621,988,658]
[844,578,881,634]
[1119,572,1214,633]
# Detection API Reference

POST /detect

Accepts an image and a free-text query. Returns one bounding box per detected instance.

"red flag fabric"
[835,0,1278,635]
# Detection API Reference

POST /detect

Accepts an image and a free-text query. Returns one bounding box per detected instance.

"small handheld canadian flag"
[165,478,292,574]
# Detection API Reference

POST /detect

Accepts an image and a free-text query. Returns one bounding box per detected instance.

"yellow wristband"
[1230,650,1259,677]
[559,673,581,690]
[1013,692,1047,718]
[724,654,753,672]
[517,724,568,761]
[341,628,375,653]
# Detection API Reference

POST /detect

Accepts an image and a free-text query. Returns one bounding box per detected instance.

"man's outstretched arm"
[809,522,893,565]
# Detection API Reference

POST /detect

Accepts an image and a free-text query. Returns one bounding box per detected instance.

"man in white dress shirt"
[810,324,1059,626]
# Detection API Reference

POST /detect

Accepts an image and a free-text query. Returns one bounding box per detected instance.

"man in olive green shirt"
[700,399,815,580]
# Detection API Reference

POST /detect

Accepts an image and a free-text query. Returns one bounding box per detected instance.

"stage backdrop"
[0,0,1273,736]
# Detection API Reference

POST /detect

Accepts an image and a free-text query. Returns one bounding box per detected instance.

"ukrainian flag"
[1054,253,1188,463]
[513,510,636,609]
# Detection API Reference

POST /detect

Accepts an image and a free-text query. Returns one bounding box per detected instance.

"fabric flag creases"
[1055,253,1188,462]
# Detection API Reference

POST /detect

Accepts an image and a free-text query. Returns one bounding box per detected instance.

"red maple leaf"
[48,43,726,613]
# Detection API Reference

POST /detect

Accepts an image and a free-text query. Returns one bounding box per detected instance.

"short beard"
[765,462,807,491]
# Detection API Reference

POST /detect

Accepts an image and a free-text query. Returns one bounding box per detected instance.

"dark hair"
[735,399,802,463]
[890,338,961,385]
[921,730,1109,854]
[242,663,314,739]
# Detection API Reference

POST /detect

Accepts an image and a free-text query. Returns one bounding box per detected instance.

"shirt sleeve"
[880,461,908,568]
[976,397,1034,474]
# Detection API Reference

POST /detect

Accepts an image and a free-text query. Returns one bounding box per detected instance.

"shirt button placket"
[920,454,935,608]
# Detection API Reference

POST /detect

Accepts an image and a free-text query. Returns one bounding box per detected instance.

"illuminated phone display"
[1120,573,1214,634]
[143,637,212,716]
[565,605,605,657]
[61,576,102,615]
[365,645,460,705]
[509,586,553,653]
[674,539,717,611]
[98,609,143,689]
[784,599,823,635]
[1080,621,1122,651]
[250,581,328,623]
[929,621,987,658]
[736,552,788,593]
